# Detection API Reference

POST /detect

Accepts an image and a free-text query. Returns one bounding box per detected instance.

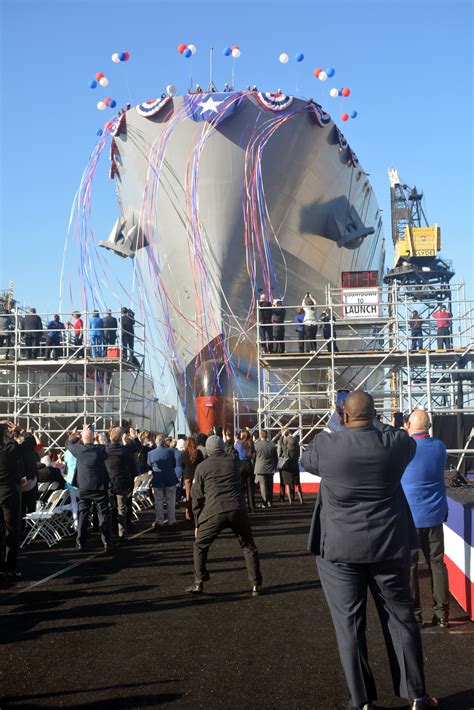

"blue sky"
[1,0,473,407]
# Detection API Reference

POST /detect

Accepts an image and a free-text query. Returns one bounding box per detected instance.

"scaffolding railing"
[233,282,474,460]
[0,308,152,448]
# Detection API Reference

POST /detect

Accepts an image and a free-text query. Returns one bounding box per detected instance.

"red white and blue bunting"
[256,92,294,111]
[135,96,172,118]
[335,125,348,150]
[112,112,126,137]
[109,160,118,180]
[308,101,331,127]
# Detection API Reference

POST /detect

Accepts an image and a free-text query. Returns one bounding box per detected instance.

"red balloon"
[104,97,111,106]
[104,121,113,130]
[231,45,239,49]
[341,113,349,121]
[95,72,104,80]
[123,51,130,61]
[341,87,351,97]
[177,43,187,54]
[314,68,322,78]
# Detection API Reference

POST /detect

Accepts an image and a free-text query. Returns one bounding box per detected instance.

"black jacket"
[0,313,13,333]
[258,299,273,324]
[105,442,134,494]
[103,315,118,337]
[271,307,286,324]
[181,448,204,481]
[67,441,109,492]
[21,434,40,479]
[302,424,418,562]
[121,313,135,336]
[22,314,43,333]
[0,440,22,489]
[192,452,245,525]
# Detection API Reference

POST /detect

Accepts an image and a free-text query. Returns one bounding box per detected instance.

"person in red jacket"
[67,312,83,358]
[432,305,452,350]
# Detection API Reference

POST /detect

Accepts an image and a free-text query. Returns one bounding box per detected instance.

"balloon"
[110,99,117,108]
[112,53,120,63]
[123,51,130,61]
[166,84,176,96]
[341,87,350,97]
[119,52,126,61]
[97,101,106,111]
[183,48,192,58]
[187,44,197,55]
[318,70,328,81]
[313,67,322,77]
[89,80,98,89]
[99,77,109,87]
[231,45,239,49]
[338,89,343,96]
[231,48,241,58]
[341,113,349,121]
[279,53,289,64]
[95,72,104,80]
[295,52,304,62]
[326,67,335,77]
[350,111,358,119]
[224,47,232,56]
[97,128,103,136]
[177,43,187,54]
[104,97,111,107]
[329,88,338,97]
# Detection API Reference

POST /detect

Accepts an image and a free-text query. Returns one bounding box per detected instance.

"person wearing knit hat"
[187,435,263,596]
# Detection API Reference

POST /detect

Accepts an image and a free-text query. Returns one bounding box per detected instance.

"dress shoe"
[76,542,86,551]
[103,542,116,553]
[410,695,439,709]
[200,571,211,582]
[251,585,264,597]
[186,581,204,594]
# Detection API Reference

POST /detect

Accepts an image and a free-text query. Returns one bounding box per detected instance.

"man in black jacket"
[271,299,286,354]
[103,309,118,347]
[302,391,437,710]
[0,307,14,360]
[67,426,112,551]
[121,308,135,362]
[0,422,24,580]
[105,427,134,539]
[258,292,273,354]
[22,308,43,359]
[187,435,263,596]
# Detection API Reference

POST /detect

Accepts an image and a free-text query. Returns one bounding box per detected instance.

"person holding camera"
[302,391,437,710]
[302,293,318,352]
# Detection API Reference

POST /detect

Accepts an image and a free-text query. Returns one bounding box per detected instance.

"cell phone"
[393,412,404,428]
[336,390,350,413]
[30,427,35,433]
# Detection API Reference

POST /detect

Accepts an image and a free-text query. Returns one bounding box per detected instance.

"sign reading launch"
[342,288,380,319]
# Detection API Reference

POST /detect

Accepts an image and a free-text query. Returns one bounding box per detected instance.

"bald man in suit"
[302,392,438,710]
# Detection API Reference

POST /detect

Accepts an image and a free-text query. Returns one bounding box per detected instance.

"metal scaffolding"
[0,308,157,447]
[234,281,473,462]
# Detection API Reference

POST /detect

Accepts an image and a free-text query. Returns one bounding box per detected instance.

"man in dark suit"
[302,391,438,710]
[67,426,112,551]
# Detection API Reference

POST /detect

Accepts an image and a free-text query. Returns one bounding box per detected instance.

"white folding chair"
[22,489,70,547]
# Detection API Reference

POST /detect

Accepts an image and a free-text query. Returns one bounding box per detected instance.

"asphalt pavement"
[1,498,473,709]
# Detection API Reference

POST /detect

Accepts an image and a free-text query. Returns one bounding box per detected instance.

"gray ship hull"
[104,92,384,429]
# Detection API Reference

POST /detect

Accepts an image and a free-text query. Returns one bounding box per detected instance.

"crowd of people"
[0,306,137,362]
[0,394,454,708]
[258,292,455,354]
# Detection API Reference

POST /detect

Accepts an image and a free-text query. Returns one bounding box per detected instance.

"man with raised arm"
[302,391,438,710]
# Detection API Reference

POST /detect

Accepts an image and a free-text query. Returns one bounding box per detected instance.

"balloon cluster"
[329,87,350,97]
[112,51,130,63]
[313,67,335,81]
[224,45,241,58]
[89,72,109,89]
[341,111,358,121]
[279,52,304,63]
[97,98,117,111]
[178,43,197,58]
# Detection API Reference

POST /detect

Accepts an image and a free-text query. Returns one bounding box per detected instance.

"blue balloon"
[183,48,192,58]
[326,67,335,77]
[89,80,98,89]
[338,89,343,96]
[119,52,126,61]
[350,111,358,119]
[110,99,117,108]
[295,52,304,62]
[224,47,232,56]
[97,128,103,136]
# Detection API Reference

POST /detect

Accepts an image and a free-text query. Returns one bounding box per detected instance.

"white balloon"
[279,53,289,64]
[318,70,328,81]
[112,53,120,63]
[232,48,241,58]
[99,77,109,87]
[329,87,338,97]
[187,44,197,55]
[97,101,106,111]
[166,84,176,96]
